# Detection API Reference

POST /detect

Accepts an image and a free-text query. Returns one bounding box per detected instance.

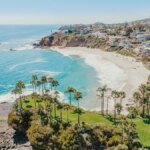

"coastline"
[49,47,150,113]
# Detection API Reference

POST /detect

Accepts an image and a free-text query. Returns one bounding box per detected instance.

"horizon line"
[0,17,149,26]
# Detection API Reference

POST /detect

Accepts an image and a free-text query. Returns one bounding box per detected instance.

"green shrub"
[118,50,136,57]
[8,110,33,134]
[27,124,59,150]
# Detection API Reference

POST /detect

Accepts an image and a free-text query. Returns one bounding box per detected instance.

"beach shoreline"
[49,47,149,113]
[0,46,149,115]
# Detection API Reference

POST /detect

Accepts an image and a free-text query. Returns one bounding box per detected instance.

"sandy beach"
[50,47,150,114]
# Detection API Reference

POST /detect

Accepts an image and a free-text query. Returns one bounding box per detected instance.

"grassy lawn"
[132,118,150,147]
[21,96,150,147]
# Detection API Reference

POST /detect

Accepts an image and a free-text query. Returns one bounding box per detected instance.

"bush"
[118,50,136,57]
[8,110,33,134]
[27,124,59,150]
[59,126,85,150]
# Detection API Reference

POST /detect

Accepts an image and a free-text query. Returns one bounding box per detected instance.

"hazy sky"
[0,0,150,24]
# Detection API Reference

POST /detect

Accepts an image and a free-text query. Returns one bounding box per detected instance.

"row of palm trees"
[133,84,150,117]
[97,85,126,124]
[12,75,83,125]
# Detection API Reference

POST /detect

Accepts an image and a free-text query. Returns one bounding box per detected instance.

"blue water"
[0,25,98,103]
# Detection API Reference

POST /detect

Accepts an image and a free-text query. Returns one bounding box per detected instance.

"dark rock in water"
[33,43,40,48]
[10,49,16,51]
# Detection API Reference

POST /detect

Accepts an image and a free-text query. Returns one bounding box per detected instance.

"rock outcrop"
[38,32,107,49]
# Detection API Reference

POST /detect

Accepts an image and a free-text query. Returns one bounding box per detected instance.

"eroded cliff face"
[39,32,107,48]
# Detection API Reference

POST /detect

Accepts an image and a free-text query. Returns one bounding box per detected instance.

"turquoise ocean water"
[0,25,98,104]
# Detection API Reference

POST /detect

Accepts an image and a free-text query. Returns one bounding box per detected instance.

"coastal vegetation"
[7,75,150,149]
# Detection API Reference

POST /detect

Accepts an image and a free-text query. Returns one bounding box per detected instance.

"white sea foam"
[0,89,68,104]
[15,45,34,51]
[32,70,61,76]
[0,89,33,103]
[8,59,47,71]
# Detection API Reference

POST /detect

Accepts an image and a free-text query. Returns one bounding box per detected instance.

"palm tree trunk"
[106,97,109,115]
[142,104,145,117]
[69,93,72,105]
[78,100,80,125]
[34,99,36,110]
[67,110,69,123]
[114,99,117,125]
[54,103,56,119]
[101,96,103,115]
[60,109,62,122]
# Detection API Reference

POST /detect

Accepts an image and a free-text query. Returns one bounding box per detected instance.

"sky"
[0,0,150,24]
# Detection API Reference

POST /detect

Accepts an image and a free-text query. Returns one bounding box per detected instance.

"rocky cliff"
[39,32,108,49]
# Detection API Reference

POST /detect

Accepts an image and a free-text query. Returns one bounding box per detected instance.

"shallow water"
[0,25,99,104]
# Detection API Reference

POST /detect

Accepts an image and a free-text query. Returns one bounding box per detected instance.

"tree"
[57,103,63,122]
[119,91,126,105]
[48,77,54,90]
[30,75,38,93]
[111,90,120,124]
[127,106,138,118]
[139,84,147,116]
[53,91,60,119]
[46,104,53,123]
[115,103,122,115]
[12,88,21,111]
[27,124,59,149]
[63,104,70,123]
[36,80,42,94]
[97,85,109,115]
[16,80,25,94]
[15,80,26,110]
[74,91,82,125]
[41,76,47,94]
[52,79,59,90]
[133,92,141,108]
[65,86,76,105]
[133,84,150,117]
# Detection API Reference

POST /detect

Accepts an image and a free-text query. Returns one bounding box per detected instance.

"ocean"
[0,25,98,104]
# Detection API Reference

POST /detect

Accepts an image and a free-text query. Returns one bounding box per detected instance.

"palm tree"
[63,104,70,123]
[15,80,25,110]
[48,77,54,91]
[133,84,149,116]
[97,85,109,115]
[74,91,82,125]
[65,86,76,105]
[145,91,150,116]
[119,91,126,105]
[111,90,120,124]
[52,79,59,90]
[139,84,147,116]
[106,96,111,115]
[30,80,35,93]
[133,92,141,108]
[12,87,21,111]
[16,80,25,94]
[31,74,38,92]
[115,103,123,115]
[57,103,63,122]
[11,88,18,100]
[36,80,42,94]
[47,104,53,123]
[53,91,60,119]
[41,76,47,94]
